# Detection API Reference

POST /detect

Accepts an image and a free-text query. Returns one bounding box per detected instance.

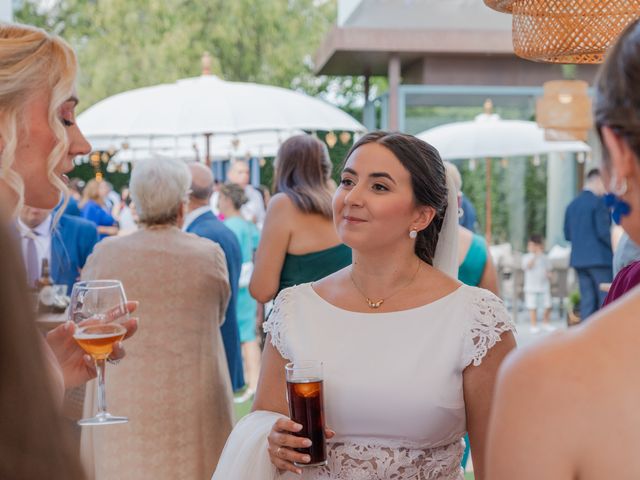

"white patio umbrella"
[417,111,591,242]
[78,74,365,164]
[90,130,305,163]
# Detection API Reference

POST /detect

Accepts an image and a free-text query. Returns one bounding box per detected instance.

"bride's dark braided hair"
[342,131,448,265]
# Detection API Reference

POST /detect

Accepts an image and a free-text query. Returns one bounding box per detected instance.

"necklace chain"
[349,260,421,309]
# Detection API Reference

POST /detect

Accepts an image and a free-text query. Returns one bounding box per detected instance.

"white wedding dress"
[211,170,514,480]
[260,282,514,480]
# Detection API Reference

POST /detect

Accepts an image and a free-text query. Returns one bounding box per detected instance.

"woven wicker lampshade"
[484,0,640,63]
[536,80,592,141]
[484,0,513,12]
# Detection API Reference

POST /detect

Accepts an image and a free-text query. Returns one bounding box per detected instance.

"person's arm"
[252,339,290,416]
[249,194,293,303]
[478,248,499,295]
[464,330,516,480]
[93,207,118,236]
[486,346,577,479]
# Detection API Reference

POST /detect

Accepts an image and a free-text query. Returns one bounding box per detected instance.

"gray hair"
[130,158,191,226]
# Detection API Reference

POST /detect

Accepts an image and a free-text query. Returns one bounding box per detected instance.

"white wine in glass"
[70,280,129,426]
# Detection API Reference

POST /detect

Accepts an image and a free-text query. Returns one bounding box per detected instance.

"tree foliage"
[15,0,340,110]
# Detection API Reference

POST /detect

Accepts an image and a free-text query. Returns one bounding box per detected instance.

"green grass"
[233,397,253,420]
[465,473,475,480]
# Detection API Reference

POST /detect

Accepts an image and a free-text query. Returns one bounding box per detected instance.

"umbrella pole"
[485,157,492,244]
[204,132,212,167]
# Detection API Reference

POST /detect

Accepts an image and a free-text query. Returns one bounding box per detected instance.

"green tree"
[15,0,341,110]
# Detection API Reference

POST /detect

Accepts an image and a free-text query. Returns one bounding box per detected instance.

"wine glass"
[69,280,129,426]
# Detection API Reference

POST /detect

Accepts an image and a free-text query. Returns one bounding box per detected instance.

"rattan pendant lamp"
[484,0,640,63]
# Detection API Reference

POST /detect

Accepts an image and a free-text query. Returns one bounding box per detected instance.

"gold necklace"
[349,260,421,309]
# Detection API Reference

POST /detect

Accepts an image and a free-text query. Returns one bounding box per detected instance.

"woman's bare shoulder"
[497,309,626,404]
[268,192,296,212]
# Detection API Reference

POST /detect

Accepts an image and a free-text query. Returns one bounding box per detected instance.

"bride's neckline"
[306,282,465,316]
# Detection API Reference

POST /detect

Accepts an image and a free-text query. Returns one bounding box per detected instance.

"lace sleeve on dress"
[462,289,516,368]
[262,287,294,361]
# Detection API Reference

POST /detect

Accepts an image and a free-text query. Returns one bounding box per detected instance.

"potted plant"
[567,290,581,326]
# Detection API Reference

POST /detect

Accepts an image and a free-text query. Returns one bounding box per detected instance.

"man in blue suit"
[184,163,245,393]
[459,193,477,233]
[18,206,99,294]
[564,169,613,320]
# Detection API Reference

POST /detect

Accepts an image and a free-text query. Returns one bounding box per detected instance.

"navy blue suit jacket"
[564,190,613,269]
[51,214,99,294]
[186,210,245,391]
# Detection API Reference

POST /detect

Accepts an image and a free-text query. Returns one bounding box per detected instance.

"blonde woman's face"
[13,92,90,209]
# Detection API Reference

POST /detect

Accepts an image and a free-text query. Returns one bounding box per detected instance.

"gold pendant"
[366,298,384,309]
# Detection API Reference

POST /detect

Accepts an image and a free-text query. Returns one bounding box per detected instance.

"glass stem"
[95,358,108,416]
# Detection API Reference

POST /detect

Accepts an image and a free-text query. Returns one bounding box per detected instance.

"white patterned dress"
[264,283,514,480]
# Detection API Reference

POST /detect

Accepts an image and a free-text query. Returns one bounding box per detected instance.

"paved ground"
[510,305,570,348]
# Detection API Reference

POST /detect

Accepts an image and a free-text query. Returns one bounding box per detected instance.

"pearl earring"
[409,230,418,239]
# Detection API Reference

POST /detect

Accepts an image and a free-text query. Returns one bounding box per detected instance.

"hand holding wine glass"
[46,301,138,390]
[68,280,135,425]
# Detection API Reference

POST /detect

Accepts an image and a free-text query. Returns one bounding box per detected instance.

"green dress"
[278,243,352,294]
[458,233,488,287]
[224,216,261,343]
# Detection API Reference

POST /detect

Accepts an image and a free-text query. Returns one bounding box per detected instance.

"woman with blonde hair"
[0,23,137,477]
[250,134,352,303]
[80,179,118,238]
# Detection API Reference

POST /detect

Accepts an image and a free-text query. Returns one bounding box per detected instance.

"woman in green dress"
[250,135,352,303]
[219,183,262,398]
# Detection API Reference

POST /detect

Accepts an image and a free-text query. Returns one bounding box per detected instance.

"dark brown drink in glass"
[285,361,327,467]
[287,379,326,466]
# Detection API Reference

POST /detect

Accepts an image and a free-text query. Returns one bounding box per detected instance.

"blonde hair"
[80,179,102,208]
[0,23,77,217]
[443,161,462,192]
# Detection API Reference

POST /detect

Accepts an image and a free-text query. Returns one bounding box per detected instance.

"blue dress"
[224,216,261,343]
[81,200,117,240]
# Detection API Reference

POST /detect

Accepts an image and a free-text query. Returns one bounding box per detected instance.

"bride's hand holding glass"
[267,418,335,475]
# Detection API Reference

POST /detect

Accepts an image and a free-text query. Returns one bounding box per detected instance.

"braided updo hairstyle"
[342,131,448,265]
[594,18,640,165]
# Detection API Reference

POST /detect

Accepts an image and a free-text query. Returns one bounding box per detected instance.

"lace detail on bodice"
[462,289,515,368]
[263,287,295,361]
[301,439,464,480]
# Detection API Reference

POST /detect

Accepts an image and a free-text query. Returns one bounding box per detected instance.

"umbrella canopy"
[78,74,365,163]
[416,112,591,242]
[90,130,305,163]
[416,112,590,160]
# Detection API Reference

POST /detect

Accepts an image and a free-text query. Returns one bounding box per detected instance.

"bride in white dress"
[213,131,516,480]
